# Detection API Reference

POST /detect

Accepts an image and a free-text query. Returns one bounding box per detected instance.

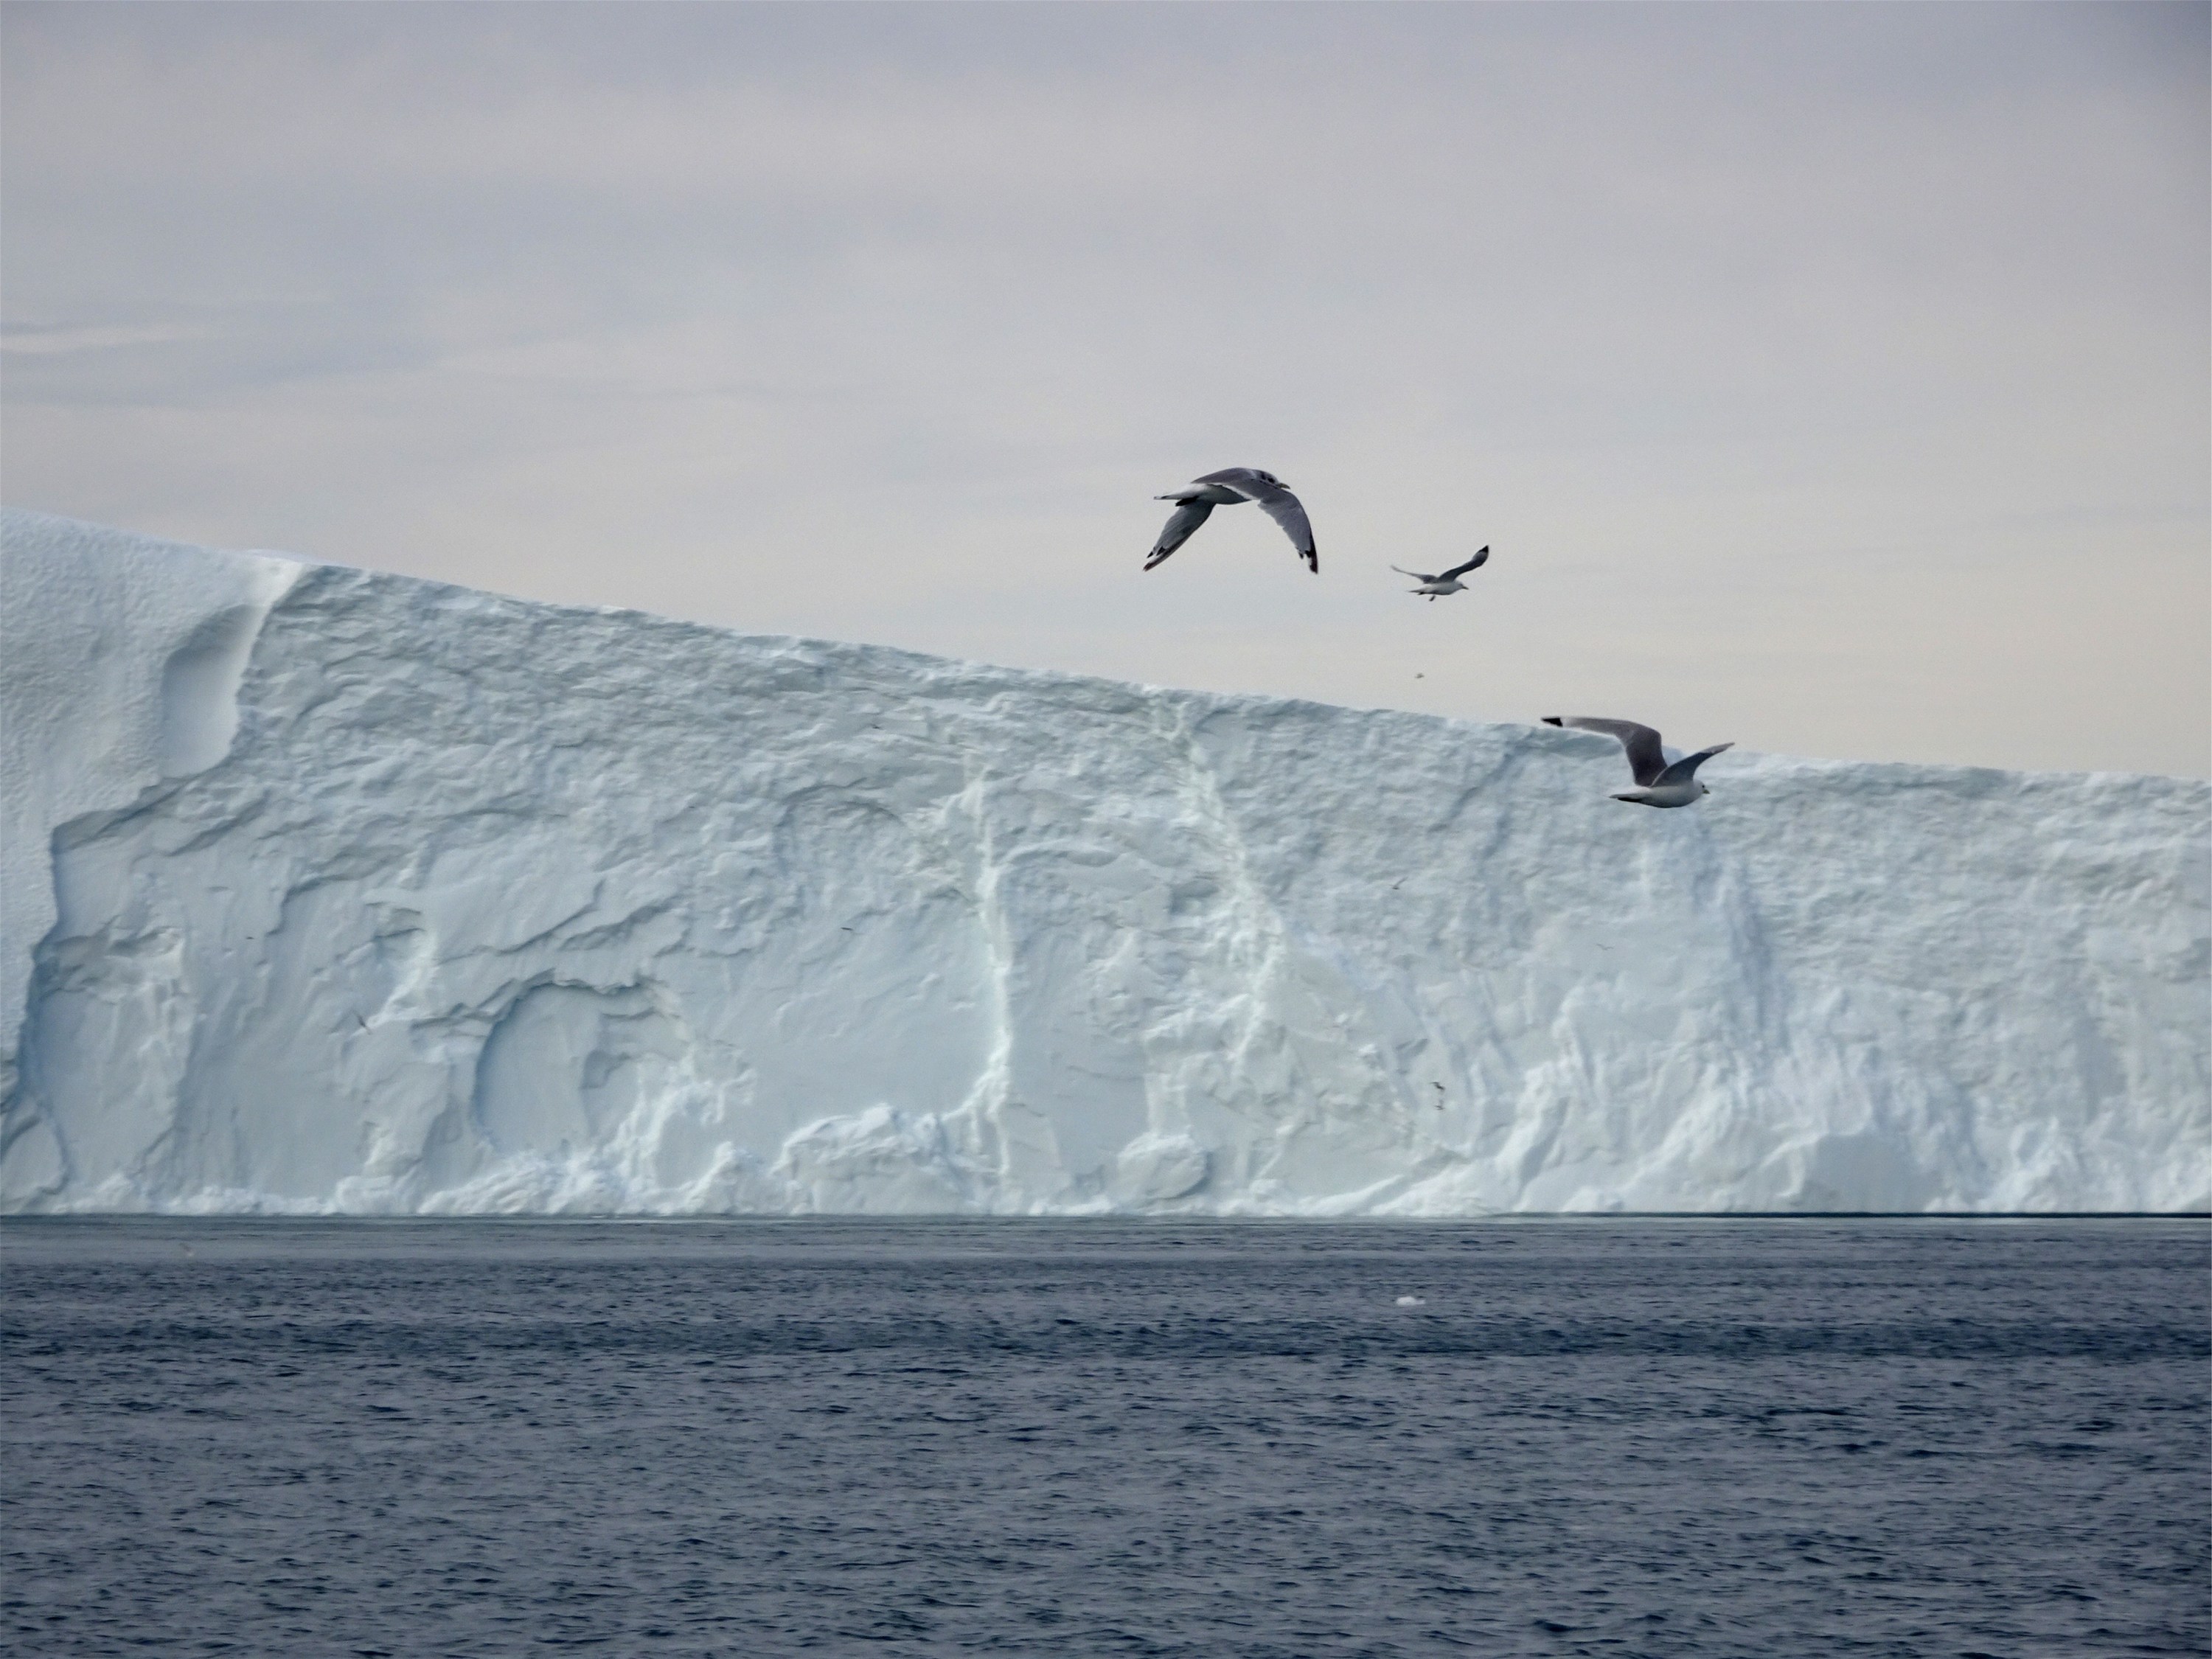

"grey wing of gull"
[1144,499,1214,570]
[1222,476,1318,572]
[1439,546,1490,580]
[1655,742,1733,787]
[1541,716,1669,786]
[1391,564,1439,582]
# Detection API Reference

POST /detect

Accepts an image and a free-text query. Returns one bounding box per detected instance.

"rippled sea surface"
[3,1220,2205,1657]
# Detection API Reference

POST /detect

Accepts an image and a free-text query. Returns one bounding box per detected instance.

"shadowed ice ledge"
[2,508,2205,1214]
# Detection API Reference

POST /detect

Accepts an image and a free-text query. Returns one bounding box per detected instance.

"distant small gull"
[1391,546,1489,600]
[1145,468,1318,573]
[1542,716,1733,809]
[1394,1295,1426,1307]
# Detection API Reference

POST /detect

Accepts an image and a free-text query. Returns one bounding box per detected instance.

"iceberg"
[2,508,2204,1214]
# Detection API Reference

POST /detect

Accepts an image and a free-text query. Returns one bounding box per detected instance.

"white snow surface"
[2,508,2205,1214]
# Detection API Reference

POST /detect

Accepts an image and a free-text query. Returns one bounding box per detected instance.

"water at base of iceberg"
[5,1217,2205,1656]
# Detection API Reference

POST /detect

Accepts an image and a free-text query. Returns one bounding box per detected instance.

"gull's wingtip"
[1540,716,1564,728]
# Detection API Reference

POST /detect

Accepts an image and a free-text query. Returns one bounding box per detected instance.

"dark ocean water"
[1,1219,2205,1658]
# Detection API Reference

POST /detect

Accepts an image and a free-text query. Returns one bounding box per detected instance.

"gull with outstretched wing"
[1392,547,1489,600]
[1144,467,1318,573]
[1541,717,1733,809]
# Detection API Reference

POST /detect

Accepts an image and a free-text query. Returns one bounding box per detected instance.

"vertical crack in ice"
[951,768,1020,1211]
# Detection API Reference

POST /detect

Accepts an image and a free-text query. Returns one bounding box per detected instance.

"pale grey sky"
[4,1,2206,776]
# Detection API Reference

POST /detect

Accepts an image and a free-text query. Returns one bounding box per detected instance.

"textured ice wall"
[0,514,299,1106]
[2,508,2205,1214]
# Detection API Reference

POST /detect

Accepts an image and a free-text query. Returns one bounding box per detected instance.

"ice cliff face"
[3,508,2205,1214]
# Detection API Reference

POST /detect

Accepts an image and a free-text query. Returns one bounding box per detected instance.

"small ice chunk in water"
[1394,1295,1425,1307]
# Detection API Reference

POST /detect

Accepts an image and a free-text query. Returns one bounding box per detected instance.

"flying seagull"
[1542,716,1733,808]
[1392,547,1489,600]
[1146,467,1318,573]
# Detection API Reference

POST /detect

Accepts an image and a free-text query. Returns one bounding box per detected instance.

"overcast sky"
[4,2,2205,777]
